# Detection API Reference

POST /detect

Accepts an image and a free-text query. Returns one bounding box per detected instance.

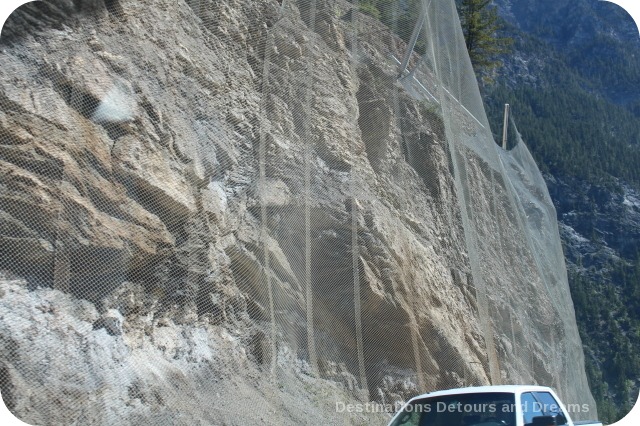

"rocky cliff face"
[0,0,595,424]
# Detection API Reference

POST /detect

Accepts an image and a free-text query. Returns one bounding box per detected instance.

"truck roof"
[408,385,554,401]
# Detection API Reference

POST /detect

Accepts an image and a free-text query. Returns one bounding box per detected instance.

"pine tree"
[458,0,512,81]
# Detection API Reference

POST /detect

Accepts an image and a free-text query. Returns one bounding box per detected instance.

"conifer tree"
[458,0,512,81]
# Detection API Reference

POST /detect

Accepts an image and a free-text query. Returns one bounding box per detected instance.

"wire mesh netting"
[0,0,597,424]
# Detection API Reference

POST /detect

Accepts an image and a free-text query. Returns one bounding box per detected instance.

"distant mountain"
[485,0,640,422]
[493,0,640,104]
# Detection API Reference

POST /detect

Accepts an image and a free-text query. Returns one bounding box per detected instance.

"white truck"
[388,385,603,426]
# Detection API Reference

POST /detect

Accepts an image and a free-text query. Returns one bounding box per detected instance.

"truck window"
[521,392,568,426]
[521,392,544,425]
[389,393,516,426]
[533,392,568,423]
[390,408,421,426]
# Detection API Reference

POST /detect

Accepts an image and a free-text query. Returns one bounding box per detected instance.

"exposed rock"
[93,308,124,336]
[0,0,596,424]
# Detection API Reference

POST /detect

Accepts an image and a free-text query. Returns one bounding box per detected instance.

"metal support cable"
[398,0,429,78]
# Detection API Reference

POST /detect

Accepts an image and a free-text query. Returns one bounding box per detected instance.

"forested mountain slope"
[487,0,640,422]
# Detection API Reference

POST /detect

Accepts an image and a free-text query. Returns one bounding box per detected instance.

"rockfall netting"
[0,0,597,424]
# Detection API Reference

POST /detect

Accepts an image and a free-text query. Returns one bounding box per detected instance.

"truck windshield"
[389,392,516,426]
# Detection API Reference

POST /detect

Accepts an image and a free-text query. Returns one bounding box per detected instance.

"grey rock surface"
[0,0,596,424]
